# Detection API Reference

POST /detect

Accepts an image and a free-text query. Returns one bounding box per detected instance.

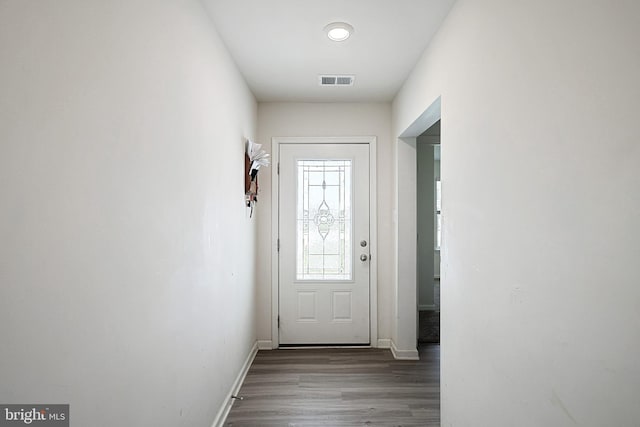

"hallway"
[2,1,638,425]
[225,345,440,426]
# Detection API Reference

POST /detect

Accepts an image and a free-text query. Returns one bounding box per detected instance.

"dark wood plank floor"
[225,345,440,427]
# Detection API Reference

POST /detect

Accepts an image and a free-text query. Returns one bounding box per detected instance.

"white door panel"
[278,143,370,345]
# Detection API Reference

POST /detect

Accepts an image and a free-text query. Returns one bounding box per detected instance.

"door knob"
[360,254,368,262]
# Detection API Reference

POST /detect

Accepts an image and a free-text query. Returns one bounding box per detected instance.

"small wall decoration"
[245,139,270,217]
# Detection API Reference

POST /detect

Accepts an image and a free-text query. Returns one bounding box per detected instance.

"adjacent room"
[1,1,639,426]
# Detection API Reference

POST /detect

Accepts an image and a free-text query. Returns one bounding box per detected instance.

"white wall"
[393,0,640,425]
[256,102,392,345]
[0,1,257,426]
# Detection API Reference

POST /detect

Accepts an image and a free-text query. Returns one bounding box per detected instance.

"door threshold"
[278,343,371,349]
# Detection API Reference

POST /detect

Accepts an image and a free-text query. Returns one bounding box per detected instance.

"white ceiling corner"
[203,0,456,102]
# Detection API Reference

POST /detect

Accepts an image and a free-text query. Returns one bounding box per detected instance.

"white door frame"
[271,136,378,348]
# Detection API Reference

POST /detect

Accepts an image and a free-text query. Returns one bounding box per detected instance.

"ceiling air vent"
[319,75,355,87]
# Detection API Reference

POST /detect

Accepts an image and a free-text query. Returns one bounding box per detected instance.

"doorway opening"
[417,121,440,344]
[394,96,441,358]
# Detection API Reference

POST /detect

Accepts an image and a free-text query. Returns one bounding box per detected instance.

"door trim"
[271,136,377,348]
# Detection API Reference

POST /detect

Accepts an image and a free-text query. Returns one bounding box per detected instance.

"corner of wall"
[390,340,419,361]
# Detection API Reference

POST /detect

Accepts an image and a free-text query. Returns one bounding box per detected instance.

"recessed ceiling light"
[324,22,354,42]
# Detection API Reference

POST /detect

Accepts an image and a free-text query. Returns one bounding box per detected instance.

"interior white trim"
[391,340,420,360]
[271,136,379,348]
[271,140,280,349]
[211,342,258,427]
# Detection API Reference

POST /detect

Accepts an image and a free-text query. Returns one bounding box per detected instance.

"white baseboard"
[257,340,273,350]
[419,304,436,311]
[377,338,391,349]
[211,341,258,427]
[390,340,419,360]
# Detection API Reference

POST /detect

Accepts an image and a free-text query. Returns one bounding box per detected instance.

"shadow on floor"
[419,310,440,343]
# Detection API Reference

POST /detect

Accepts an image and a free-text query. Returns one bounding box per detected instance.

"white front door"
[278,143,370,345]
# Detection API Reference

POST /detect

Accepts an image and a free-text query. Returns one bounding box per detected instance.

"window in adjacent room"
[435,179,441,250]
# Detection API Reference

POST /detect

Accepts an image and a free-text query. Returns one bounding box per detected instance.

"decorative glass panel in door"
[296,160,352,281]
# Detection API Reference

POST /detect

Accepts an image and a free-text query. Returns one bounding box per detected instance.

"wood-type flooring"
[225,345,439,426]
